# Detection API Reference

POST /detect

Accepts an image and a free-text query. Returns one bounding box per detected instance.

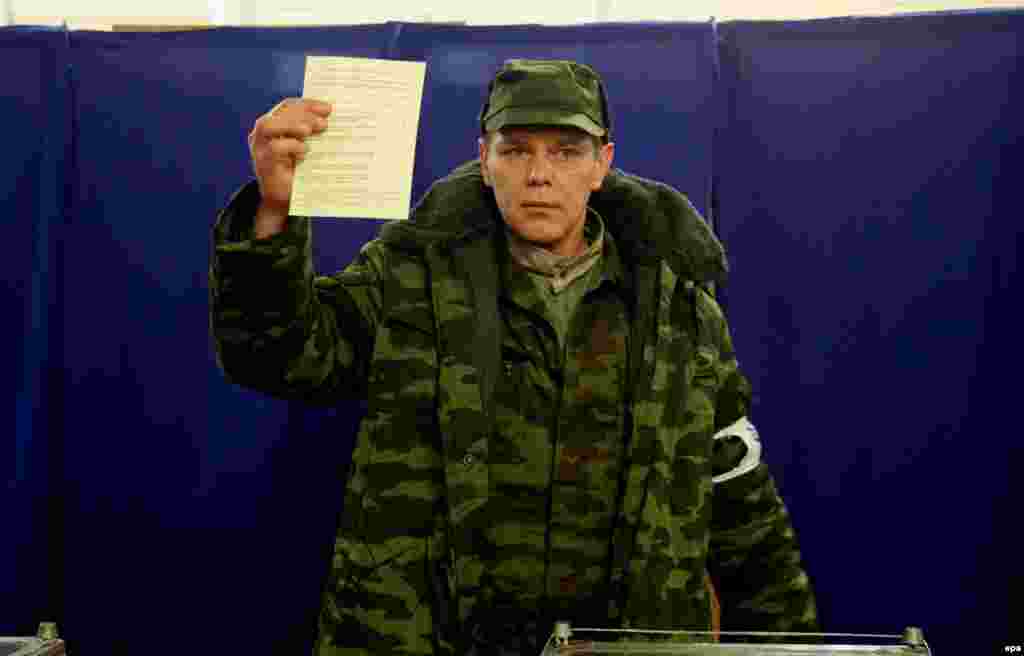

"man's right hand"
[247,98,333,239]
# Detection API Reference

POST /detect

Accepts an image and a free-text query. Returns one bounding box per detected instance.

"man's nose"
[527,155,553,185]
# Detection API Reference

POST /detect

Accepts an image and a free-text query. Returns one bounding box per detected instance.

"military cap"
[479,59,611,138]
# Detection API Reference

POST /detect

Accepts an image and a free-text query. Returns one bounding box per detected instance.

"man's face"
[479,126,614,257]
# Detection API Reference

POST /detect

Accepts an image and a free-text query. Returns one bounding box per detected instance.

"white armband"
[711,416,762,484]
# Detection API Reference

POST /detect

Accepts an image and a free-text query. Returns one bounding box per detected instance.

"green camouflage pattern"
[209,160,818,655]
[480,60,608,137]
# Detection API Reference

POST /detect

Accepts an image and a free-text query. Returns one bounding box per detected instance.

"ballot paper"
[290,56,426,220]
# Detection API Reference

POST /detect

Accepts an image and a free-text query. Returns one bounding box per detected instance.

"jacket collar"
[378,160,728,286]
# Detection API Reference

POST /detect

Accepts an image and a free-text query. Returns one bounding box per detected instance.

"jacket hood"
[379,159,728,285]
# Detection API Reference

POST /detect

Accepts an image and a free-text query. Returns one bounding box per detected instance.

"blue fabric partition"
[3,12,1022,655]
[1,26,69,637]
[62,26,395,655]
[716,12,1024,653]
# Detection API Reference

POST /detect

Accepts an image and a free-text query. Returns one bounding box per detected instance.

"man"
[210,59,818,655]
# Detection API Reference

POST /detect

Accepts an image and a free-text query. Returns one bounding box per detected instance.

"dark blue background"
[2,25,70,644]
[2,13,1020,655]
[716,13,1024,652]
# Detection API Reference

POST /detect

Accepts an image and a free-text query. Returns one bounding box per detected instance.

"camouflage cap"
[480,59,611,138]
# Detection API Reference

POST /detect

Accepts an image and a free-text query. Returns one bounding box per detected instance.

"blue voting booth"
[2,12,1022,654]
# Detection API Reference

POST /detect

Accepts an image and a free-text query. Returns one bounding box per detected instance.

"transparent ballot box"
[540,623,931,655]
[0,638,65,656]
[0,623,67,656]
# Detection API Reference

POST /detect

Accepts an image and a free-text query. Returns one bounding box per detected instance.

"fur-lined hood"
[379,159,728,286]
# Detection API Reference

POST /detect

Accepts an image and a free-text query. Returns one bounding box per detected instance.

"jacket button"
[463,454,474,465]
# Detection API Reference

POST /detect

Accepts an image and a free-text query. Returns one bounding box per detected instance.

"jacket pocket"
[381,301,436,345]
[370,302,438,403]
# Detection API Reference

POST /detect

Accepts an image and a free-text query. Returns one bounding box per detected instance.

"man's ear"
[591,141,615,191]
[478,137,493,188]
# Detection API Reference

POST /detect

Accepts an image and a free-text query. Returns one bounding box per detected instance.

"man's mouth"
[522,202,559,208]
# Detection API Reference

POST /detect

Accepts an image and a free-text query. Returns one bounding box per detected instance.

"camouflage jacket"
[210,160,818,655]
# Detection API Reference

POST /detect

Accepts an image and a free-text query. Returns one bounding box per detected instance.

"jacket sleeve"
[209,180,383,404]
[702,290,820,632]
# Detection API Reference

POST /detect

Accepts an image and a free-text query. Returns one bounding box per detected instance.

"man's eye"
[558,148,581,158]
